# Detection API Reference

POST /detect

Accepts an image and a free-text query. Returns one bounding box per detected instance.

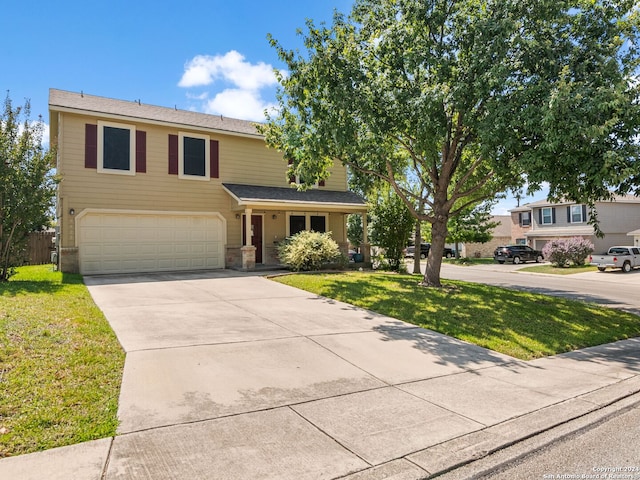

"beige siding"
[58,112,350,249]
[222,135,347,190]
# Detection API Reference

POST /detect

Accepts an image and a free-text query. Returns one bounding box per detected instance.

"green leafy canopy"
[260,0,640,286]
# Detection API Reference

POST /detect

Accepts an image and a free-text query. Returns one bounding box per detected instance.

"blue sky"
[1,0,545,214]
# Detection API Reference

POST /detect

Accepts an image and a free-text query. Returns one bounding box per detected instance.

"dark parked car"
[405,243,455,259]
[494,245,543,264]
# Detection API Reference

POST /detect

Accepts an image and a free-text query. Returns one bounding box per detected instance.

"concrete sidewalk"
[2,270,640,479]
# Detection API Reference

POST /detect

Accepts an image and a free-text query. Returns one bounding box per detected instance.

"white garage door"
[77,211,226,275]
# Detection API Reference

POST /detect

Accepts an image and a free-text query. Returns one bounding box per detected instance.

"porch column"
[241,208,256,270]
[244,208,253,246]
[361,212,371,263]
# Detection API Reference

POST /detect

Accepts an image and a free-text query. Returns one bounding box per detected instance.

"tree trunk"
[0,221,18,282]
[413,219,421,274]
[422,215,448,287]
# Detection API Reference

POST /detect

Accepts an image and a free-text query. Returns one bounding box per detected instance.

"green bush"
[277,230,341,271]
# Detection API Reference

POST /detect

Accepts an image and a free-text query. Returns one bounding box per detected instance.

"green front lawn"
[272,271,640,360]
[0,266,124,458]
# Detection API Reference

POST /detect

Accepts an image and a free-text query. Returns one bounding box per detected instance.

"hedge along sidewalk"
[272,271,640,360]
[0,265,125,458]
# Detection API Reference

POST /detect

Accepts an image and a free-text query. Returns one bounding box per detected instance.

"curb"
[412,375,640,479]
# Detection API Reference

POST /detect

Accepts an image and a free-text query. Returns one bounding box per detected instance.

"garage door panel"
[78,212,225,275]
[157,229,174,242]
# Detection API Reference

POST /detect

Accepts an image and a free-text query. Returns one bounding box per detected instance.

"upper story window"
[287,158,325,187]
[541,207,554,225]
[97,121,135,175]
[568,205,586,223]
[179,132,210,180]
[168,134,219,179]
[519,211,531,227]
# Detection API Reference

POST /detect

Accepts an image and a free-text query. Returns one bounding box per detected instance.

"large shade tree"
[260,0,640,287]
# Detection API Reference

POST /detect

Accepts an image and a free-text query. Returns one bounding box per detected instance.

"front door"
[242,215,263,264]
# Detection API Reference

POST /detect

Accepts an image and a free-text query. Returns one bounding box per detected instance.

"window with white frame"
[570,205,584,223]
[520,212,531,226]
[294,175,319,188]
[179,132,210,180]
[97,121,135,175]
[289,215,306,236]
[541,207,553,224]
[287,213,328,236]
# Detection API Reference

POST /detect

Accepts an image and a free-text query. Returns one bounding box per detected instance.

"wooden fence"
[27,231,56,265]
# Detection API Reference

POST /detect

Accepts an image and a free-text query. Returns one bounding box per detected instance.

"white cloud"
[179,51,279,90]
[204,89,277,123]
[178,50,283,122]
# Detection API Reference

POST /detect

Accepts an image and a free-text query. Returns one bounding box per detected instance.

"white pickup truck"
[589,246,640,272]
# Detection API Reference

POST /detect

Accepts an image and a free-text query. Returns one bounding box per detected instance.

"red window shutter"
[85,124,97,169]
[136,130,146,173]
[210,139,219,178]
[168,134,178,174]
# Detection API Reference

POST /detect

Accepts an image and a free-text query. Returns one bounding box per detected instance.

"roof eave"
[48,104,264,140]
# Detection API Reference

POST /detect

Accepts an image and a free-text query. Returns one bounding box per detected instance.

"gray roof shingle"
[49,88,261,137]
[223,183,366,207]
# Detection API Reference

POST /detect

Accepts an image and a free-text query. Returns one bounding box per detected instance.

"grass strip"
[519,264,598,274]
[272,271,640,360]
[0,265,124,457]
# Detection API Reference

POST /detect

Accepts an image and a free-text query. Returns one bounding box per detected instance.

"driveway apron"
[77,270,640,480]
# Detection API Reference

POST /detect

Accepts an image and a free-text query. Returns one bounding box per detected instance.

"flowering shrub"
[277,230,342,271]
[542,237,594,267]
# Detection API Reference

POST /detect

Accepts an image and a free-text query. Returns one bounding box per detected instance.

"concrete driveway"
[86,270,519,479]
[3,269,640,480]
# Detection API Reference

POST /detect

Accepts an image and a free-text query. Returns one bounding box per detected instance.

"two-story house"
[509,196,640,252]
[49,89,368,275]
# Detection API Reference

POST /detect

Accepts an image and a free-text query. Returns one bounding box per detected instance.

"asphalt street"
[488,403,640,480]
[437,262,640,315]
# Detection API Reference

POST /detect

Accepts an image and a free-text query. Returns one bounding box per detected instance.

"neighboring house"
[509,196,640,252]
[628,229,640,247]
[49,89,368,275]
[460,215,511,258]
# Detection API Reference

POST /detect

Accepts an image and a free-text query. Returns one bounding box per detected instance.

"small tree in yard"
[368,184,415,271]
[447,201,499,259]
[542,237,594,267]
[278,230,341,271]
[347,214,364,251]
[0,95,56,281]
